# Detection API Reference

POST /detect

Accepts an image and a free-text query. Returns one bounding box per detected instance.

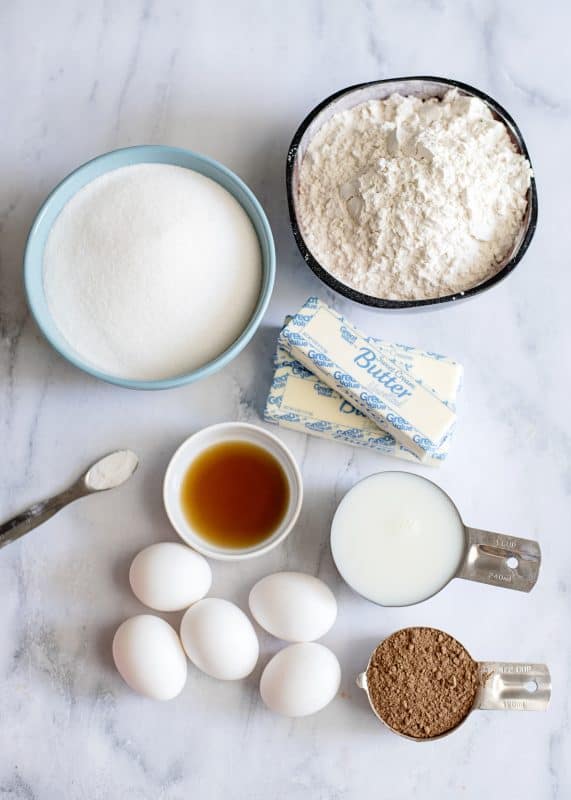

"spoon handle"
[0,484,86,549]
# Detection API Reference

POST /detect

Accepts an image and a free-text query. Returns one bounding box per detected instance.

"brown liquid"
[180,440,290,549]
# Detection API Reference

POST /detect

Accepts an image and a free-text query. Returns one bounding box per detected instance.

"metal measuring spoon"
[356,627,551,742]
[0,450,139,550]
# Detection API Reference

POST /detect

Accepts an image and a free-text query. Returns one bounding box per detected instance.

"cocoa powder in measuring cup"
[366,627,480,739]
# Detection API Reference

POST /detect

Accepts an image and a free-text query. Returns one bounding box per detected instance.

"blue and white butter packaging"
[274,298,460,463]
[265,346,460,466]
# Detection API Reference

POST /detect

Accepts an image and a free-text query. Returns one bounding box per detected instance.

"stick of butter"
[265,346,457,466]
[277,298,457,461]
[277,324,462,408]
[366,341,462,406]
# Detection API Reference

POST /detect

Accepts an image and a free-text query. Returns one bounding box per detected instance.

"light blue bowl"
[24,145,276,390]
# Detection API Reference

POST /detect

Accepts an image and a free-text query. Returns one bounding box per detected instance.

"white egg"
[248,571,337,642]
[260,642,341,717]
[180,598,259,680]
[112,615,187,700]
[129,542,212,612]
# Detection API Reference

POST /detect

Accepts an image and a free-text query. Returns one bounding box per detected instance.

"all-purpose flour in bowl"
[43,163,262,381]
[297,89,532,301]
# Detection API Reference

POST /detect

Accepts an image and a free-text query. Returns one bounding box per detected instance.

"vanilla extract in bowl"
[180,440,290,549]
[163,422,303,561]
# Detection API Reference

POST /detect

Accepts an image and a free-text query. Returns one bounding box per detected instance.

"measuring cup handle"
[456,527,541,592]
[476,663,551,711]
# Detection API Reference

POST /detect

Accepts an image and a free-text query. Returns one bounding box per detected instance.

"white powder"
[298,90,532,300]
[44,164,262,380]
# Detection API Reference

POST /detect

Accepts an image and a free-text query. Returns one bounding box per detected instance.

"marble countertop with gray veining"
[1,1,569,797]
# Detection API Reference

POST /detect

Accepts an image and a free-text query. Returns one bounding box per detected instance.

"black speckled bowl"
[286,76,538,310]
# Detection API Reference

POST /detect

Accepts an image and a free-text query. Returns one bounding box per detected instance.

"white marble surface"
[0,1,569,797]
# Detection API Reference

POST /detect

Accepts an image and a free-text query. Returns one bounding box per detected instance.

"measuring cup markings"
[487,571,513,584]
[495,536,518,549]
[456,527,541,593]
[476,662,550,712]
[504,700,528,710]
[496,664,533,674]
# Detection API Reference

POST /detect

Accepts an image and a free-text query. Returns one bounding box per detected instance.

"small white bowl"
[163,422,303,561]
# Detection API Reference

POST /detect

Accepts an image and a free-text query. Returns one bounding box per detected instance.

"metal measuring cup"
[356,627,551,742]
[330,472,542,606]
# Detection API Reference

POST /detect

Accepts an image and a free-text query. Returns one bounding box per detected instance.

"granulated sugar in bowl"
[25,146,275,389]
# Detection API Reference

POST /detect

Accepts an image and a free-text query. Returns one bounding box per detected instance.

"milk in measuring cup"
[330,472,465,606]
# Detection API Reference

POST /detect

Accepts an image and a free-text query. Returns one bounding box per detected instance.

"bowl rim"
[24,144,275,389]
[162,421,304,561]
[286,75,538,309]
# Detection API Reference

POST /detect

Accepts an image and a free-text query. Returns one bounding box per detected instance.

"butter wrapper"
[277,298,457,460]
[265,346,454,466]
[366,341,462,407]
[275,333,462,410]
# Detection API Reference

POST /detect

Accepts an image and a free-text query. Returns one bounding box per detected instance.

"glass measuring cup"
[330,471,541,607]
[356,627,551,741]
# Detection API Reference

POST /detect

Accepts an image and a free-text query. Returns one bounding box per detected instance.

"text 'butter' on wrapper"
[277,298,457,461]
[265,345,457,466]
[278,318,463,409]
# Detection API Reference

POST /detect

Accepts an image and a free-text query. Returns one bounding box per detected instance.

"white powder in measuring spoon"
[44,164,262,380]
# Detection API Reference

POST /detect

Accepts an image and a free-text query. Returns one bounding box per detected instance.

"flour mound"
[298,90,532,300]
